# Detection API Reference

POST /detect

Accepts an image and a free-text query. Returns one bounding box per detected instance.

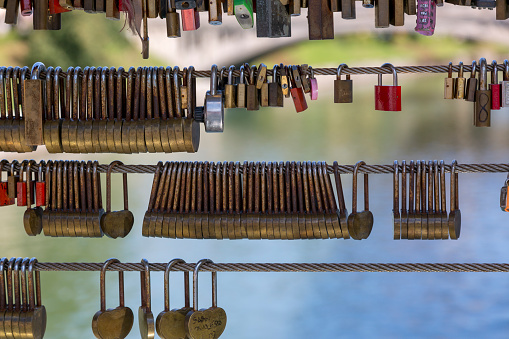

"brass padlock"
[236,65,247,108]
[334,63,353,103]
[224,66,237,109]
[455,61,466,99]
[465,60,477,102]
[268,64,284,107]
[246,65,259,111]
[347,161,374,240]
[474,58,491,127]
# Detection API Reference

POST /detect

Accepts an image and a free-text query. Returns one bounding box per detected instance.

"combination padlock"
[374,63,401,111]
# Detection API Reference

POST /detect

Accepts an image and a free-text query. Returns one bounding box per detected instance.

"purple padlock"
[309,66,318,100]
[415,0,436,36]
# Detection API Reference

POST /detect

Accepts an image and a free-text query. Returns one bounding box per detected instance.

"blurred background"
[2,5,509,338]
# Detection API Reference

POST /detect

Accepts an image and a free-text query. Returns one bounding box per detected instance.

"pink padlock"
[491,60,502,110]
[309,66,318,100]
[415,0,436,36]
[182,8,200,31]
[374,63,401,111]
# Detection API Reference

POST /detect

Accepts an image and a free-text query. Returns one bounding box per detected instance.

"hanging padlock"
[448,160,461,240]
[166,0,181,37]
[92,258,134,339]
[455,61,466,99]
[374,63,401,111]
[444,62,454,99]
[491,60,502,111]
[180,0,200,31]
[347,161,374,240]
[256,0,290,37]
[474,58,491,127]
[300,65,311,94]
[415,0,436,36]
[309,66,318,100]
[100,161,135,239]
[280,63,290,98]
[246,65,259,111]
[33,0,49,30]
[8,160,19,200]
[24,160,43,236]
[35,161,45,207]
[208,0,222,24]
[0,160,14,206]
[268,64,284,107]
[500,173,509,212]
[236,65,247,108]
[204,65,224,132]
[334,63,353,103]
[289,66,307,113]
[224,66,237,109]
[17,161,28,206]
[185,259,227,339]
[501,60,509,108]
[139,259,155,339]
[24,62,45,147]
[465,60,477,102]
[234,0,253,28]
[258,64,269,107]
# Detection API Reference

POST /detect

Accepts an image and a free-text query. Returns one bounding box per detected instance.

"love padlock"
[35,161,46,207]
[17,161,29,206]
[178,0,200,31]
[374,63,401,111]
[334,63,352,103]
[491,60,502,111]
[346,161,374,240]
[289,66,307,113]
[0,160,14,206]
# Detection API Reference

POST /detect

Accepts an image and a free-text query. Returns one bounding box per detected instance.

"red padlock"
[36,161,46,207]
[0,160,15,206]
[289,66,308,113]
[182,9,200,31]
[20,0,33,16]
[17,161,28,207]
[49,0,71,13]
[374,63,402,111]
[491,60,502,111]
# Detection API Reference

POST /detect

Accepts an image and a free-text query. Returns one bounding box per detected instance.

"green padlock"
[234,0,254,29]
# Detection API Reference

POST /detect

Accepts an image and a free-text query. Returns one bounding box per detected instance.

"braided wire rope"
[28,262,509,272]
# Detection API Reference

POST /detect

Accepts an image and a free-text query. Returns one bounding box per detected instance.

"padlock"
[465,60,477,102]
[234,0,253,29]
[375,0,390,28]
[142,0,149,58]
[166,2,181,37]
[139,259,156,339]
[7,160,19,200]
[289,66,308,113]
[474,58,491,127]
[389,0,404,26]
[175,0,196,9]
[448,160,461,240]
[268,64,284,107]
[501,60,509,107]
[24,62,46,146]
[224,66,237,109]
[309,66,318,100]
[346,161,374,240]
[497,0,509,19]
[444,62,454,99]
[20,0,32,15]
[280,63,290,98]
[181,0,200,31]
[415,0,436,36]
[35,161,46,207]
[92,258,134,339]
[259,65,269,107]
[156,259,192,339]
[5,0,20,24]
[334,63,353,103]
[300,65,311,94]
[500,173,509,212]
[491,60,502,111]
[256,0,291,37]
[100,161,135,239]
[0,160,15,206]
[185,259,227,339]
[204,65,224,132]
[17,161,28,206]
[341,0,355,18]
[374,63,401,111]
[246,65,259,111]
[208,0,222,24]
[24,160,43,236]
[455,61,466,99]
[33,0,49,29]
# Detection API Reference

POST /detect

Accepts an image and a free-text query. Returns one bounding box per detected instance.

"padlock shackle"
[140,259,151,311]
[192,258,214,311]
[447,62,453,78]
[0,160,8,181]
[479,58,488,91]
[99,258,123,311]
[491,60,498,84]
[458,61,464,78]
[239,65,245,84]
[30,62,45,80]
[309,66,315,79]
[106,160,128,213]
[393,161,399,213]
[470,60,477,79]
[380,63,398,86]
[163,258,188,311]
[173,66,182,118]
[249,65,257,86]
[9,160,18,177]
[13,258,22,310]
[210,64,218,96]
[188,66,195,118]
[92,161,101,212]
[227,65,235,85]
[337,63,348,79]
[219,66,226,85]
[272,64,279,84]
[20,258,29,312]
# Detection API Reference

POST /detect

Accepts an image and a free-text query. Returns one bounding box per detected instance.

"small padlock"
[0,160,14,206]
[224,66,237,109]
[309,66,318,100]
[415,0,436,36]
[234,0,254,28]
[465,60,477,102]
[246,65,259,111]
[17,161,28,207]
[166,3,181,37]
[289,66,307,113]
[280,63,290,98]
[444,62,454,99]
[346,161,374,240]
[208,0,222,24]
[500,174,509,212]
[181,0,200,31]
[24,160,43,236]
[35,161,46,207]
[491,60,502,111]
[474,58,491,127]
[501,59,509,108]
[237,65,247,108]
[268,64,284,107]
[204,65,224,132]
[374,63,401,111]
[8,160,19,200]
[455,61,466,99]
[259,65,269,107]
[334,63,353,103]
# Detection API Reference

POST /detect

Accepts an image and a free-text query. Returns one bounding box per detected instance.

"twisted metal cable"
[33,63,498,80]
[30,262,509,272]
[5,161,509,175]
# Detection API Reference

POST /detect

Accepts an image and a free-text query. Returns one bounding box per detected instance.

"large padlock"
[0,160,14,206]
[234,0,254,29]
[204,65,224,132]
[334,63,353,103]
[24,62,45,146]
[502,59,509,108]
[474,58,491,127]
[347,161,374,240]
[374,63,401,111]
[490,60,502,111]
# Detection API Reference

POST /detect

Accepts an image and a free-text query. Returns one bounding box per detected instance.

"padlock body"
[260,83,269,107]
[310,78,318,100]
[465,78,477,102]
[7,175,19,199]
[234,0,254,28]
[246,84,259,111]
[182,9,200,31]
[455,78,466,99]
[444,78,454,99]
[290,87,308,112]
[36,182,46,207]
[490,83,501,110]
[24,79,45,146]
[256,0,291,37]
[500,185,509,212]
[0,182,15,206]
[268,82,284,107]
[166,11,181,37]
[17,181,28,206]
[415,0,436,36]
[224,84,237,108]
[208,0,222,24]
[374,85,401,111]
[334,79,352,103]
[474,89,491,127]
[237,83,247,108]
[204,91,224,132]
[501,80,509,107]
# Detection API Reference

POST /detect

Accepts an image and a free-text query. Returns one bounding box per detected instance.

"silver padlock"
[502,59,509,108]
[204,64,224,132]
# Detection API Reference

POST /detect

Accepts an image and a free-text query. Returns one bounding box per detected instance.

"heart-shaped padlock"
[185,259,227,339]
[92,258,134,339]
